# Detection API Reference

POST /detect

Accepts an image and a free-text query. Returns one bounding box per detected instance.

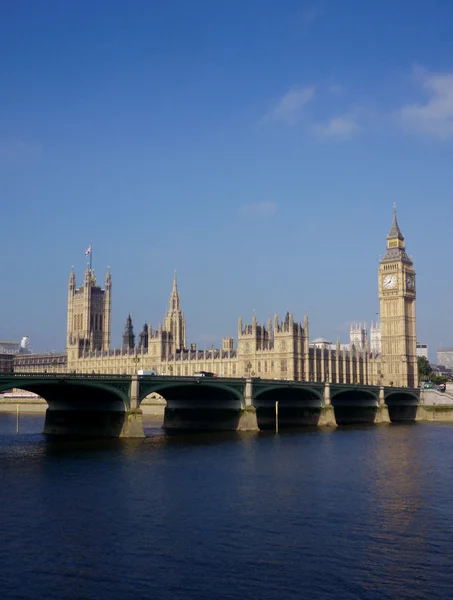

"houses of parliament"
[61,209,417,387]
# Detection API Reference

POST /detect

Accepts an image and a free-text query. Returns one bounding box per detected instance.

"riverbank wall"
[0,394,166,416]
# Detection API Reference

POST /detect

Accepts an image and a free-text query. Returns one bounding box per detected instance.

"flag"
[85,245,92,257]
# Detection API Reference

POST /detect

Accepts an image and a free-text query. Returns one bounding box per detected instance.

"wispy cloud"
[0,139,38,159]
[239,201,277,218]
[299,4,325,27]
[328,82,343,95]
[400,67,453,139]
[314,114,359,140]
[263,86,315,125]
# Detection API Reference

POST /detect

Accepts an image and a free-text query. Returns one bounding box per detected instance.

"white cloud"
[239,201,277,218]
[314,114,359,140]
[400,68,453,139]
[263,86,315,125]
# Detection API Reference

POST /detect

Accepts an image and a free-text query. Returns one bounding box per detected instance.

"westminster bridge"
[0,373,423,438]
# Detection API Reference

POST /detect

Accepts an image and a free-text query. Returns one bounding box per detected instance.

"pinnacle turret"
[387,203,404,242]
[168,270,180,312]
[69,267,76,289]
[381,205,412,264]
[122,314,135,351]
[164,271,186,351]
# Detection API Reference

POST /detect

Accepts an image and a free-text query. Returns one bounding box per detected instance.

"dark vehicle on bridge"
[193,371,216,377]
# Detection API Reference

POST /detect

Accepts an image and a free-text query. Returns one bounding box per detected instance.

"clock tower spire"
[378,206,417,387]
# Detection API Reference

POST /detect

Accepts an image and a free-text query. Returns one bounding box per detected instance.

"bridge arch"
[138,379,245,407]
[254,384,323,403]
[385,388,420,422]
[253,384,324,429]
[330,388,379,426]
[330,388,379,406]
[0,374,141,438]
[0,376,130,411]
[385,389,419,405]
[138,378,248,432]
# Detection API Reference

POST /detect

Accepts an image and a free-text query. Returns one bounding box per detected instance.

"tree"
[417,356,432,381]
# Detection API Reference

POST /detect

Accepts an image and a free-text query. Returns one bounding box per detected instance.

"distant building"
[20,336,32,353]
[345,322,380,354]
[350,324,367,351]
[416,342,429,359]
[0,339,30,373]
[311,337,333,349]
[0,353,14,373]
[437,349,453,370]
[432,364,453,379]
[14,352,67,373]
[370,321,381,354]
[0,340,20,354]
[14,209,418,387]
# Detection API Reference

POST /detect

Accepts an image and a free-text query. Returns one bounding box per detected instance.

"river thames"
[1,415,453,599]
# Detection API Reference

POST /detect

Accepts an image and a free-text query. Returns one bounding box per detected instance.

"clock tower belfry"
[378,206,417,388]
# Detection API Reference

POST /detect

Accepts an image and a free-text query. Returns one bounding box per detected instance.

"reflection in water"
[0,416,453,599]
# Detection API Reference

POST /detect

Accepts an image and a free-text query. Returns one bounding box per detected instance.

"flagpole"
[90,240,92,271]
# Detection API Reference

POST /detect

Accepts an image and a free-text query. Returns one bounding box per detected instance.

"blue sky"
[1,0,452,361]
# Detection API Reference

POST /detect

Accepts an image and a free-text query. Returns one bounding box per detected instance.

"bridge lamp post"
[378,371,383,386]
[133,356,140,374]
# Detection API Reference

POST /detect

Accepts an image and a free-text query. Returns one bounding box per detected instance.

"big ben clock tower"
[378,206,417,388]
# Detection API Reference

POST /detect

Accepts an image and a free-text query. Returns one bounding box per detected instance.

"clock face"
[383,274,397,290]
[406,274,415,290]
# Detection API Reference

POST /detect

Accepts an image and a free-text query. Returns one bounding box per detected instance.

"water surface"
[1,414,452,599]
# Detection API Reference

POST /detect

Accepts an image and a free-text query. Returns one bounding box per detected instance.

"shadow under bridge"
[253,383,324,430]
[385,389,420,422]
[138,377,247,431]
[0,374,132,437]
[330,387,380,425]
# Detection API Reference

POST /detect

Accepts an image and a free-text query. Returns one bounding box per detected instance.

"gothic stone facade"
[64,211,417,388]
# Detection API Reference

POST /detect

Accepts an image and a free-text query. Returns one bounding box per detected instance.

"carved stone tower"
[163,271,186,353]
[122,315,135,351]
[378,207,417,387]
[66,266,112,360]
[103,268,112,351]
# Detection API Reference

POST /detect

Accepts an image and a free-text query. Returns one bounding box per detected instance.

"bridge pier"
[374,386,390,424]
[130,375,140,409]
[320,382,337,427]
[237,378,259,431]
[41,374,146,439]
[43,408,145,438]
[122,374,145,437]
[414,388,426,421]
[120,409,145,438]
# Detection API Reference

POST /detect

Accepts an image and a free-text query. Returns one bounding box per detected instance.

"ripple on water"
[1,417,453,599]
